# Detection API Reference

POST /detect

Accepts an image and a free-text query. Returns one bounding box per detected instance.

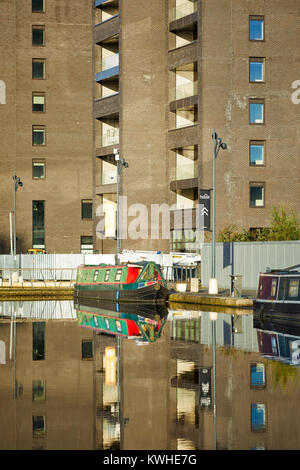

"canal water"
[0,298,300,451]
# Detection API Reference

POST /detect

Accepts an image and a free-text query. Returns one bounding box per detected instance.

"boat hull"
[253,299,300,315]
[74,282,169,304]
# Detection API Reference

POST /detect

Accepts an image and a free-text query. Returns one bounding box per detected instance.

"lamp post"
[114,149,128,264]
[12,173,23,256]
[209,130,227,295]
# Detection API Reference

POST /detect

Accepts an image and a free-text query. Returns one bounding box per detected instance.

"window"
[32,126,45,145]
[249,16,264,41]
[93,269,99,282]
[32,380,46,401]
[33,161,45,179]
[32,93,45,112]
[93,316,99,327]
[80,236,93,254]
[104,319,110,330]
[116,320,122,332]
[32,322,45,360]
[32,200,45,248]
[249,100,264,124]
[271,279,277,297]
[250,364,265,388]
[251,404,266,431]
[249,58,265,82]
[104,269,110,282]
[81,200,93,219]
[82,340,93,359]
[115,268,122,282]
[250,183,265,207]
[289,280,299,298]
[32,26,45,46]
[250,141,265,166]
[32,0,45,12]
[33,415,46,437]
[32,59,45,79]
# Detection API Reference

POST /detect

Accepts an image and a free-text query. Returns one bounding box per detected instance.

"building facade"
[0,0,94,254]
[93,0,300,254]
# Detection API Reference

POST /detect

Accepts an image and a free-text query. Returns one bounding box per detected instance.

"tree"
[217,205,300,242]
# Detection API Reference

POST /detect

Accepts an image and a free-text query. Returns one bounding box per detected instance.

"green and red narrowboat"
[74,261,168,303]
[76,301,168,343]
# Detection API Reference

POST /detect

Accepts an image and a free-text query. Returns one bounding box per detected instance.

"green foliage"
[217,205,300,242]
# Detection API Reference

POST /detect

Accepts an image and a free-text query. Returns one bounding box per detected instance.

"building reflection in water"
[1,300,300,450]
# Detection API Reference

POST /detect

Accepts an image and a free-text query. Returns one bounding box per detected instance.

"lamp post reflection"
[209,311,218,450]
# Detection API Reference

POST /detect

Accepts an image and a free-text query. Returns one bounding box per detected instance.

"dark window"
[32,0,45,12]
[81,200,93,219]
[104,269,110,282]
[33,415,46,437]
[32,126,45,145]
[33,161,45,179]
[32,200,45,247]
[82,340,93,359]
[250,183,265,207]
[32,93,45,112]
[80,236,93,254]
[32,26,45,45]
[32,322,45,360]
[32,380,46,401]
[32,59,45,79]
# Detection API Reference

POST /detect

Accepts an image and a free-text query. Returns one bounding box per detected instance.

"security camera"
[124,162,129,168]
[220,142,227,150]
[18,181,23,187]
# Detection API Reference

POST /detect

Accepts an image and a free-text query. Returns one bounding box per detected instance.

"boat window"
[104,318,110,330]
[93,316,99,327]
[115,268,122,282]
[289,279,299,298]
[93,270,99,282]
[104,269,110,282]
[84,271,89,281]
[271,279,277,297]
[116,320,122,332]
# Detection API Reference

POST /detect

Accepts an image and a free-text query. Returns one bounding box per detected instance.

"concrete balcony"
[94,93,120,119]
[94,14,120,43]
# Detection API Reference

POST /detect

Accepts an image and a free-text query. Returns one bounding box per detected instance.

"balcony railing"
[170,163,198,181]
[173,2,196,21]
[174,81,197,100]
[100,53,119,72]
[101,170,117,185]
[101,129,119,147]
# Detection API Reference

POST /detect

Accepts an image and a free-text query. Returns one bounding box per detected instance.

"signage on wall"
[199,367,212,410]
[199,189,211,231]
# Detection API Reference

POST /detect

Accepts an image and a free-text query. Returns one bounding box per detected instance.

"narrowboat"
[75,301,168,343]
[74,261,169,303]
[253,264,300,315]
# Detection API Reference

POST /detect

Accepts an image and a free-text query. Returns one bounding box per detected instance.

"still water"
[0,298,300,450]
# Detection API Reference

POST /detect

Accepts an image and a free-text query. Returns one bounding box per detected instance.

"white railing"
[174,81,197,100]
[100,53,119,72]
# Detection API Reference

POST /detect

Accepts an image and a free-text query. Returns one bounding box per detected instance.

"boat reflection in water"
[254,311,300,366]
[75,299,169,343]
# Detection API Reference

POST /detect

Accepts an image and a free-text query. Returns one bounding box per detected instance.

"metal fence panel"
[201,241,300,290]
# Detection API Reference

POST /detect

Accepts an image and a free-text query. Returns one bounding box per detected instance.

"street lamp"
[114,149,128,263]
[209,130,227,295]
[12,173,23,256]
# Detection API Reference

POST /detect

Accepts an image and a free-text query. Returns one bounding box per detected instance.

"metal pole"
[9,212,13,255]
[212,132,216,279]
[212,319,217,449]
[13,175,16,256]
[116,160,120,263]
